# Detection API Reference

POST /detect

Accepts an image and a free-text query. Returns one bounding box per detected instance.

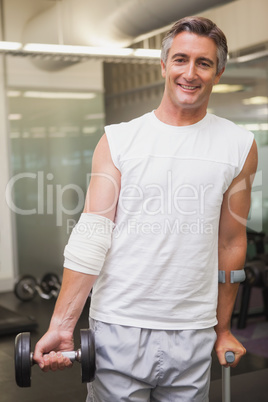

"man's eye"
[199,62,210,68]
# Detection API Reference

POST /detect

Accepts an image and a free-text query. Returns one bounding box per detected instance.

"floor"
[0,290,268,402]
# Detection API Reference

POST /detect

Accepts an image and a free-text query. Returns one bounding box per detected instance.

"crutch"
[218,269,245,401]
[222,351,235,402]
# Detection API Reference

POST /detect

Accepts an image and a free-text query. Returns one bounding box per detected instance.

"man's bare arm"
[84,134,121,218]
[34,134,121,369]
[215,139,258,367]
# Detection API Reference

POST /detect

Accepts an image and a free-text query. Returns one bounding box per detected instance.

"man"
[34,16,258,401]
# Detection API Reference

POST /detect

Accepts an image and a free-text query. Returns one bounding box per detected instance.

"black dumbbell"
[14,275,38,301]
[14,274,60,301]
[41,273,61,295]
[15,329,95,387]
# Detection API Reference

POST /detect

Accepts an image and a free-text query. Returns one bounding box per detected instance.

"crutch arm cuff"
[218,269,246,283]
[230,269,246,283]
[218,270,226,283]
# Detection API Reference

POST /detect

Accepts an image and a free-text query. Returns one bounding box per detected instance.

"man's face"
[161,32,224,114]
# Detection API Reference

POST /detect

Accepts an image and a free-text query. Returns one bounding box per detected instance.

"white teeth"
[180,84,197,90]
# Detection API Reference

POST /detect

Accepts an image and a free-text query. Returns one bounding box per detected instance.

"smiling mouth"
[178,84,200,90]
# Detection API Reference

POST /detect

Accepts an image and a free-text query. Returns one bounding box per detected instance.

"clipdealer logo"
[5,169,263,233]
[5,172,85,226]
[4,172,119,227]
[228,170,262,232]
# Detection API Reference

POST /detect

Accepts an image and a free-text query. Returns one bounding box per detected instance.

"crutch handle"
[222,351,235,402]
[225,351,235,364]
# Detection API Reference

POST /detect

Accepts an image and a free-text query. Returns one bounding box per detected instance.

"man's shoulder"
[208,113,253,138]
[105,111,152,131]
[208,113,239,129]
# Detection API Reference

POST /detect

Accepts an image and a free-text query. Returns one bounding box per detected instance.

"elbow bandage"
[63,213,115,275]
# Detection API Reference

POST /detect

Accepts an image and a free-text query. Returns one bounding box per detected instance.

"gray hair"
[161,16,228,74]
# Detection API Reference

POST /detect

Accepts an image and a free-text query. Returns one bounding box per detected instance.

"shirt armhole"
[105,126,120,170]
[234,131,254,178]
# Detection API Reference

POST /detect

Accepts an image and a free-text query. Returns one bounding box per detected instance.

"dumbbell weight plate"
[80,329,95,383]
[15,332,31,387]
[41,273,61,293]
[14,275,37,301]
[15,329,96,387]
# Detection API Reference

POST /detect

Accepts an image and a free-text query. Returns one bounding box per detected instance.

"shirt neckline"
[150,110,209,132]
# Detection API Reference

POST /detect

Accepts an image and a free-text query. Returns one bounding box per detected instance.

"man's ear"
[214,67,225,85]
[160,59,166,78]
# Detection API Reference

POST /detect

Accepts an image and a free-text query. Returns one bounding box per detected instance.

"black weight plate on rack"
[41,273,61,293]
[14,275,37,301]
[15,332,31,387]
[80,329,95,383]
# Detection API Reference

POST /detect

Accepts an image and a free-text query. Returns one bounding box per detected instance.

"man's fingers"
[42,354,51,372]
[41,352,73,372]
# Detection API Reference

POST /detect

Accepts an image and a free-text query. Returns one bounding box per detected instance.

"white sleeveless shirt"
[90,111,254,330]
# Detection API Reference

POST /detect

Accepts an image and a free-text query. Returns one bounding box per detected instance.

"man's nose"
[184,62,197,80]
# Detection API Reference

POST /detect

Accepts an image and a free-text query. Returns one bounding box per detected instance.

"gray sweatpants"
[87,319,216,402]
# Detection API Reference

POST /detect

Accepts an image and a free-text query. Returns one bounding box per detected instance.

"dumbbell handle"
[30,349,82,365]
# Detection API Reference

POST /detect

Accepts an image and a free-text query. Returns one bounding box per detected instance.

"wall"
[0,5,17,291]
[5,56,104,283]
[104,61,164,124]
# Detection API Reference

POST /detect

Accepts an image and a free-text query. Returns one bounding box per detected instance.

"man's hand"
[33,329,74,371]
[214,330,246,368]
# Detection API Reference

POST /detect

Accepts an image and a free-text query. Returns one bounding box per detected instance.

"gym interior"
[0,0,268,401]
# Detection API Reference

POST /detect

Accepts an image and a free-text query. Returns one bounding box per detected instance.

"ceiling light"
[83,127,97,135]
[0,40,161,61]
[257,107,268,116]
[212,84,245,93]
[87,47,133,57]
[9,114,22,120]
[23,43,134,57]
[10,132,20,139]
[23,43,161,58]
[85,113,105,120]
[23,91,96,99]
[7,90,22,97]
[133,49,161,58]
[242,96,268,105]
[239,123,268,131]
[207,108,215,114]
[229,49,268,64]
[0,41,21,50]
